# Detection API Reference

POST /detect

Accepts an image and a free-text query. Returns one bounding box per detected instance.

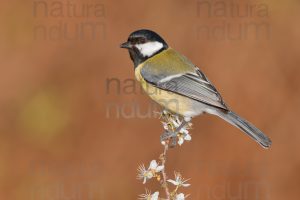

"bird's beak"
[120,41,132,49]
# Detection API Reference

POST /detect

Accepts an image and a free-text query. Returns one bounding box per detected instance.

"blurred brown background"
[0,0,300,199]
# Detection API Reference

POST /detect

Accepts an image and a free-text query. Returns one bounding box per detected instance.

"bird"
[120,29,271,149]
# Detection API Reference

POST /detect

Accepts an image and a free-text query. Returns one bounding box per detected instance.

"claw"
[160,131,172,142]
[169,136,177,148]
[160,131,178,147]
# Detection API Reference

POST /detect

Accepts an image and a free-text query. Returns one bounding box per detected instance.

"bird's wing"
[140,48,228,110]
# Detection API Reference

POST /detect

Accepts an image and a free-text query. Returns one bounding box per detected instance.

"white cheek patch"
[135,41,164,57]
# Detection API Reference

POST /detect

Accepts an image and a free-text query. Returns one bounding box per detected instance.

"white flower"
[150,192,159,200]
[167,172,190,187]
[139,190,159,200]
[160,110,193,146]
[137,164,150,184]
[149,160,164,172]
[175,193,186,200]
[162,122,169,130]
[169,117,192,145]
[177,132,192,146]
[137,160,164,184]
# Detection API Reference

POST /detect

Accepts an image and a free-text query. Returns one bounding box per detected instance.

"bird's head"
[120,29,168,67]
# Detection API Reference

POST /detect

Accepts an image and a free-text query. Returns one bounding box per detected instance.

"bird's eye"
[139,38,146,44]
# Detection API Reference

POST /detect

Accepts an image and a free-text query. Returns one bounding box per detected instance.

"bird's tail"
[214,110,272,149]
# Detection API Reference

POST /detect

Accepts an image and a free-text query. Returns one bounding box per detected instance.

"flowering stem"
[160,141,171,200]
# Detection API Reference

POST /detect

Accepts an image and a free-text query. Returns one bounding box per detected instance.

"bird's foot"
[170,136,177,148]
[160,131,177,141]
[160,131,178,148]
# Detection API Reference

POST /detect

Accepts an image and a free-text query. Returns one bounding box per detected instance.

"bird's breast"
[134,63,205,117]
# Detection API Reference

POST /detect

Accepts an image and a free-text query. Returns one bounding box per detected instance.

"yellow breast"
[135,63,196,116]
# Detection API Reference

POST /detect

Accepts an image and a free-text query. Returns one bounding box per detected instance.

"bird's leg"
[160,119,188,144]
[170,136,177,147]
[173,119,188,136]
[160,131,173,142]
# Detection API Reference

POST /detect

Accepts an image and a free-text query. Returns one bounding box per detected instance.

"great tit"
[120,29,271,149]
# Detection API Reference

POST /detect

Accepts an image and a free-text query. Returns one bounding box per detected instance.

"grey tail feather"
[215,110,272,149]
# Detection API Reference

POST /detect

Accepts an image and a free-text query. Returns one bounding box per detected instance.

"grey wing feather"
[142,66,228,110]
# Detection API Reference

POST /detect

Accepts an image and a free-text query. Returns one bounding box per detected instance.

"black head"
[120,29,169,67]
